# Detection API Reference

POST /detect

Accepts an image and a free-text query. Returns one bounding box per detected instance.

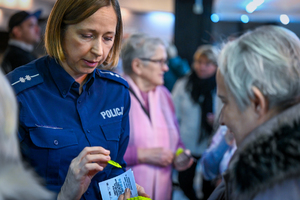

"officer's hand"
[57,146,110,200]
[118,188,131,200]
[118,184,150,200]
[173,149,194,171]
[138,148,174,167]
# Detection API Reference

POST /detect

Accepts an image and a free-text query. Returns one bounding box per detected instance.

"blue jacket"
[7,56,130,200]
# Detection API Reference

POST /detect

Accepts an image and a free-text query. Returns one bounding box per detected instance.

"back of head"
[166,43,178,59]
[194,44,219,66]
[45,0,123,68]
[0,71,53,199]
[121,33,166,75]
[218,25,300,111]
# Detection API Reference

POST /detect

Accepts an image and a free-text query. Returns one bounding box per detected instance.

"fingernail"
[125,188,130,193]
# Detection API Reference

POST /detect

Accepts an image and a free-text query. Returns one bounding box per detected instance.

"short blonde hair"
[45,0,123,69]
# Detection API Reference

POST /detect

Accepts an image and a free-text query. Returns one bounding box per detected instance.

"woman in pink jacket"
[121,33,193,200]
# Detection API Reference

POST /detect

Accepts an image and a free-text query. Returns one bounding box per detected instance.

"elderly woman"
[172,44,219,200]
[121,33,193,200]
[208,25,300,200]
[6,0,147,199]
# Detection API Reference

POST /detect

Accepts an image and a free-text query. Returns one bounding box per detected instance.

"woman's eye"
[104,37,113,41]
[81,34,93,39]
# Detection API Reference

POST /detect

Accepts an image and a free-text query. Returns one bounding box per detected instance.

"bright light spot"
[280,14,290,25]
[246,2,257,13]
[3,0,17,8]
[148,12,174,25]
[19,0,32,9]
[246,0,264,13]
[241,15,249,23]
[211,14,219,23]
[253,0,264,6]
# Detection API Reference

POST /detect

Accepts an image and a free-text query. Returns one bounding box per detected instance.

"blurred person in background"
[6,0,147,199]
[200,126,236,186]
[1,10,41,74]
[172,44,219,200]
[0,69,53,200]
[209,25,300,200]
[121,33,193,200]
[164,42,190,92]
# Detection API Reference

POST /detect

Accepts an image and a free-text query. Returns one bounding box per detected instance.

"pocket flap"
[29,128,78,149]
[100,120,122,141]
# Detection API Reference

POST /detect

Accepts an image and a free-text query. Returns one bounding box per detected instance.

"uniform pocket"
[29,127,78,185]
[100,120,122,161]
[30,128,78,149]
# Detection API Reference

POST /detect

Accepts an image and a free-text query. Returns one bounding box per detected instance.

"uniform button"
[86,191,90,195]
[62,90,67,95]
[86,129,90,133]
[54,140,59,145]
[78,100,81,104]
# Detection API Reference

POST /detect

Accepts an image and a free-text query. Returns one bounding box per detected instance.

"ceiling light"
[280,14,290,25]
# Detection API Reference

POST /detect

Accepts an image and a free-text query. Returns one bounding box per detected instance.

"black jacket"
[1,45,37,74]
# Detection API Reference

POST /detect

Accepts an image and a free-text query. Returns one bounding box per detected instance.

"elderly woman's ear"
[251,86,268,118]
[131,58,143,75]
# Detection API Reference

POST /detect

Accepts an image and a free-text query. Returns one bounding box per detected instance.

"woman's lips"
[84,59,99,67]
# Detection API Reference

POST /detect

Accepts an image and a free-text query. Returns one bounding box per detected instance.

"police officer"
[6,0,147,199]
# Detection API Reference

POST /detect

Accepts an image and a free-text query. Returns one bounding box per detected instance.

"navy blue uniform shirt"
[7,56,130,200]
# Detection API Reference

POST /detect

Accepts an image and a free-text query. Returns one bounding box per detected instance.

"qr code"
[123,174,133,191]
[113,178,124,196]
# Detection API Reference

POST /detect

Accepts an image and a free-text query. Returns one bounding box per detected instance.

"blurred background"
[0,0,299,65]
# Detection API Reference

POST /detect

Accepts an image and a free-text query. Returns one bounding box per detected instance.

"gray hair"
[121,33,166,75]
[0,70,53,199]
[194,44,219,66]
[218,25,300,111]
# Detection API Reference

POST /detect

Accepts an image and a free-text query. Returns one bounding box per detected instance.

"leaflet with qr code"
[99,169,138,200]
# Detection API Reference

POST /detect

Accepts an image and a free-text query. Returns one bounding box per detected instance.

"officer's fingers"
[78,162,104,177]
[124,188,131,199]
[118,193,125,200]
[80,146,110,158]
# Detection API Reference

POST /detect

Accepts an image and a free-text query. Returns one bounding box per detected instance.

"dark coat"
[209,103,300,200]
[1,45,37,74]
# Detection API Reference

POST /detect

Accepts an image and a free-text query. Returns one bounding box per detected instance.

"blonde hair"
[45,0,123,69]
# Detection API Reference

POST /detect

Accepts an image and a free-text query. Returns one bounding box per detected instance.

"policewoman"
[6,0,148,199]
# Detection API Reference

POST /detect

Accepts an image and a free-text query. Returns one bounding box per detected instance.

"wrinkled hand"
[118,184,150,200]
[138,148,174,167]
[174,149,194,171]
[57,147,111,200]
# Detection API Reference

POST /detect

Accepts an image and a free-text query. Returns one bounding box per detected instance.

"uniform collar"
[48,57,95,98]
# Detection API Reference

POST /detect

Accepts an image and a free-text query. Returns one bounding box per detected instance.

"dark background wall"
[174,0,213,65]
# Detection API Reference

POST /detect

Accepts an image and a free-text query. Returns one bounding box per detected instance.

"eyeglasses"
[139,58,168,66]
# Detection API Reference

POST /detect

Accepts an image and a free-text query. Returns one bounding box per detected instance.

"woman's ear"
[251,86,268,117]
[131,58,142,75]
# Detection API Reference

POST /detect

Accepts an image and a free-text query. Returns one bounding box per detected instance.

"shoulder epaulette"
[6,64,44,95]
[96,69,128,88]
